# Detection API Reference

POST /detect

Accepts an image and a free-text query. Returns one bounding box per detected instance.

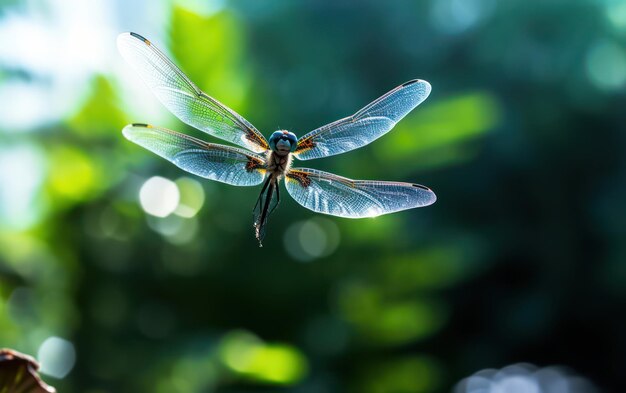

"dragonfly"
[117,32,436,246]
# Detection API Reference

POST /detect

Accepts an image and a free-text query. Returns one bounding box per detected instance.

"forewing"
[294,79,431,160]
[117,32,269,153]
[123,124,267,186]
[284,168,436,218]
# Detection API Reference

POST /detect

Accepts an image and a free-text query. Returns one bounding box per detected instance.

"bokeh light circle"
[586,40,626,90]
[284,217,340,262]
[454,363,597,393]
[174,176,205,218]
[37,336,76,379]
[139,176,180,217]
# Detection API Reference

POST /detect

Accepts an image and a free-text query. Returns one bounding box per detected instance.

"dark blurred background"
[1,0,625,392]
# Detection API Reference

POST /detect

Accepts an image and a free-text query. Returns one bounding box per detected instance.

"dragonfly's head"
[269,130,298,156]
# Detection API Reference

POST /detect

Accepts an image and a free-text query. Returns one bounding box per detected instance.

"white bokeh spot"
[139,176,180,218]
[38,336,76,379]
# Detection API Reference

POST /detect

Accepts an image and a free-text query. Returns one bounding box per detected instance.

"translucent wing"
[284,168,436,218]
[123,124,267,186]
[117,32,269,153]
[294,79,431,160]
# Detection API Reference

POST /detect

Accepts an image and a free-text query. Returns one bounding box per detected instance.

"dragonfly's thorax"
[267,130,297,178]
[267,151,292,178]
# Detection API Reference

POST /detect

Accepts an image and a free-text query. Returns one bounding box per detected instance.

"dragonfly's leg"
[269,179,280,216]
[256,180,275,245]
[253,176,272,214]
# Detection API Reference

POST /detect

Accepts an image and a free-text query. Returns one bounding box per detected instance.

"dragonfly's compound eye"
[269,131,282,150]
[269,130,298,153]
[270,131,284,141]
[286,132,298,152]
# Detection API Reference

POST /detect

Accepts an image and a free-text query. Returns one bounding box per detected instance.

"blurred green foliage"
[1,0,626,392]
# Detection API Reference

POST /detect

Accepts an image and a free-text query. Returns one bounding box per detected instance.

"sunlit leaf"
[69,76,128,137]
[380,244,488,293]
[218,330,308,385]
[337,282,448,346]
[375,91,501,169]
[46,146,98,202]
[171,6,251,113]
